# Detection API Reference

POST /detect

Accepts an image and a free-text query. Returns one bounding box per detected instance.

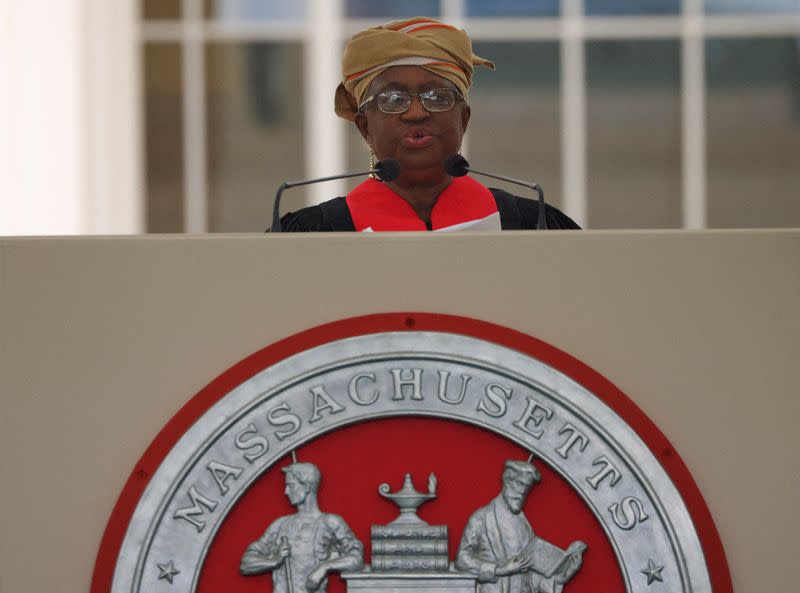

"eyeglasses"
[358,88,465,114]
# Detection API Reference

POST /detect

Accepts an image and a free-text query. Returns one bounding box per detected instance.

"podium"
[1,230,798,593]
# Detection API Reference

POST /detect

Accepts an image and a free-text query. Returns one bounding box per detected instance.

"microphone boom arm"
[463,166,547,231]
[270,159,399,232]
[271,169,376,233]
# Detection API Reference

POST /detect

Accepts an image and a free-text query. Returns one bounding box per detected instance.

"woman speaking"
[281,17,579,232]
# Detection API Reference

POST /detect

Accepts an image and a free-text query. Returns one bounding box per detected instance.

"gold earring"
[369,147,376,179]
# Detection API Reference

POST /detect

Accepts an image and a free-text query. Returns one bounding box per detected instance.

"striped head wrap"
[335,17,494,121]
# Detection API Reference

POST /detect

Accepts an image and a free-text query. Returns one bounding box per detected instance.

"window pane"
[466,0,559,17]
[205,0,307,20]
[142,0,181,20]
[586,40,682,229]
[706,37,800,228]
[585,0,679,15]
[469,42,563,210]
[705,0,800,14]
[144,43,184,233]
[206,43,305,232]
[345,0,440,18]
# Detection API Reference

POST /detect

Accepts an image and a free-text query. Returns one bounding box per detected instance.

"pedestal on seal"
[343,571,477,593]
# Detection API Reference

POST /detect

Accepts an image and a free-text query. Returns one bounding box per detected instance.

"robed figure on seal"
[456,461,585,593]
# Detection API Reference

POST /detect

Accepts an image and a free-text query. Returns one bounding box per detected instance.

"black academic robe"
[278,188,581,232]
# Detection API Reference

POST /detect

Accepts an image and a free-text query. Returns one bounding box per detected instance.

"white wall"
[0,0,141,236]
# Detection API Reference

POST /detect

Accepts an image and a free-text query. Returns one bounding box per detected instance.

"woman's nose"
[402,96,430,121]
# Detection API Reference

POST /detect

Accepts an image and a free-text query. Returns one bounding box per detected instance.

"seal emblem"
[92,314,731,593]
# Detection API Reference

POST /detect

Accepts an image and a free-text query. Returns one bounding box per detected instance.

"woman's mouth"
[402,128,435,148]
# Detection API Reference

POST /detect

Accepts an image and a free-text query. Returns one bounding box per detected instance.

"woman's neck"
[386,176,452,223]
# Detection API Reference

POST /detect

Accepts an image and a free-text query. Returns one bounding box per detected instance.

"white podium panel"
[1,230,798,592]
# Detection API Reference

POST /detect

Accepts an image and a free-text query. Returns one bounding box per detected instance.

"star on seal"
[641,558,664,585]
[157,560,180,584]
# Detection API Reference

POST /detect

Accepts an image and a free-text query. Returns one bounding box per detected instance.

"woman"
[281,17,579,232]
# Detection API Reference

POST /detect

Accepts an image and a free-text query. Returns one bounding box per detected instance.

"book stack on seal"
[370,524,449,572]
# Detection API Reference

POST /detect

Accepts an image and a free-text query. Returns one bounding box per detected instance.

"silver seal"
[109,332,712,593]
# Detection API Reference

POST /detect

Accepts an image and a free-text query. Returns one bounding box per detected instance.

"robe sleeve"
[274,197,355,232]
[491,188,582,230]
[319,514,364,561]
[240,517,286,574]
[276,206,326,232]
[455,511,499,582]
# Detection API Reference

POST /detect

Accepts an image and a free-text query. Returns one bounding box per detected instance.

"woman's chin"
[395,169,449,189]
[393,156,449,185]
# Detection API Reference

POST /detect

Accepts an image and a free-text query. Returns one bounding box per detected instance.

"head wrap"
[335,17,494,121]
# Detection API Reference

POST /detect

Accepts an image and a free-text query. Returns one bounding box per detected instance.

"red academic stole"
[346,176,501,232]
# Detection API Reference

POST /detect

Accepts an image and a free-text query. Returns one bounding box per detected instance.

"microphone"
[444,154,548,230]
[270,159,400,232]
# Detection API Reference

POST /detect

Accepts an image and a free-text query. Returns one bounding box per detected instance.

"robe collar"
[345,176,500,232]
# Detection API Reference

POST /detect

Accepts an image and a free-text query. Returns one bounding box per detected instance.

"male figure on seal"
[241,463,364,593]
[456,460,586,593]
